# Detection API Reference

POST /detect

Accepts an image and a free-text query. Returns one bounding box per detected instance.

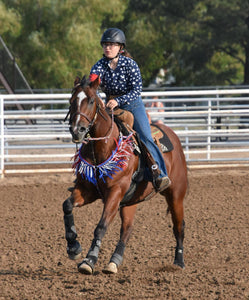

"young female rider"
[89,28,170,190]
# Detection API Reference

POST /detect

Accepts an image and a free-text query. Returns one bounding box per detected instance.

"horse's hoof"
[173,260,185,269]
[78,262,93,275]
[68,252,81,260]
[67,241,82,260]
[103,262,118,274]
[174,247,185,269]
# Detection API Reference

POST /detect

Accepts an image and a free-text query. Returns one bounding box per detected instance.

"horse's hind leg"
[103,204,137,274]
[165,189,185,269]
[62,196,82,260]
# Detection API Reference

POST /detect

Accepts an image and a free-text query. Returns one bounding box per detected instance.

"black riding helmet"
[101,28,126,47]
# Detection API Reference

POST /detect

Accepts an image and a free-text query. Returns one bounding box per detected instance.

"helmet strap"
[103,44,122,61]
[103,53,120,61]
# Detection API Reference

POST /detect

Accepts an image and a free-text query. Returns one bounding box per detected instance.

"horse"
[62,75,188,274]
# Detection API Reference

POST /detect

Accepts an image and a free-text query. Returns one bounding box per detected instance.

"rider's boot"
[135,133,171,192]
[155,175,171,191]
[151,164,171,191]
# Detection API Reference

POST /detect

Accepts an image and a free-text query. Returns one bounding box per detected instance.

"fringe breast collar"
[72,133,134,185]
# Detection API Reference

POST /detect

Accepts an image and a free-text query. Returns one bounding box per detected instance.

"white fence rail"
[1,89,249,177]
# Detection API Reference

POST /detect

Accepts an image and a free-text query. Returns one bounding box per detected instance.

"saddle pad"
[150,124,174,153]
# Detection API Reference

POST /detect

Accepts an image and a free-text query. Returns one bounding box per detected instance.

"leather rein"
[64,84,115,143]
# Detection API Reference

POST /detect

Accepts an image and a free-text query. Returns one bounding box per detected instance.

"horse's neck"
[81,109,119,164]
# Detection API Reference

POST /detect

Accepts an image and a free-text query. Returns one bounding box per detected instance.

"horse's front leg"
[103,204,137,274]
[62,196,82,260]
[78,189,121,275]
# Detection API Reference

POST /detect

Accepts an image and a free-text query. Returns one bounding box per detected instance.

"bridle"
[82,109,114,143]
[65,84,115,143]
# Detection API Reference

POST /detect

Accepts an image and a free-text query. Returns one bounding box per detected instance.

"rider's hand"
[106,99,118,110]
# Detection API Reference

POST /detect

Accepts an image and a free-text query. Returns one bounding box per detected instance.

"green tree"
[1,0,249,88]
[0,0,128,88]
[0,2,21,36]
[124,0,249,86]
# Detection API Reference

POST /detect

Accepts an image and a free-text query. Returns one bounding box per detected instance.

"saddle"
[107,95,173,158]
[112,108,173,155]
[111,108,159,175]
[112,108,134,130]
[150,124,174,153]
[111,108,174,206]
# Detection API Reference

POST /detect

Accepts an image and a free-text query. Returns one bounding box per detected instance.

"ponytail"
[120,48,133,59]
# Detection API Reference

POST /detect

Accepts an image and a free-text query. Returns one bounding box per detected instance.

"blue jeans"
[120,96,168,178]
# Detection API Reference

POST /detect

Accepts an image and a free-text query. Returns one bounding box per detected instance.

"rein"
[65,80,115,144]
[64,107,71,122]
[71,108,98,127]
[82,109,114,143]
[65,99,115,144]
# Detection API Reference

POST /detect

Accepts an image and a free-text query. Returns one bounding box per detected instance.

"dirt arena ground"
[0,168,249,300]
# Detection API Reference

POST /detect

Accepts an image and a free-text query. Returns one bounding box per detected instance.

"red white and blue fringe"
[72,133,134,185]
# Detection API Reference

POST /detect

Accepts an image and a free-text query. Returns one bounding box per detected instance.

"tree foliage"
[0,0,128,88]
[124,0,249,86]
[0,0,249,88]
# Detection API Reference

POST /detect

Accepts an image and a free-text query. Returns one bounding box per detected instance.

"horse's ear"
[74,76,81,86]
[81,75,87,86]
[89,74,101,90]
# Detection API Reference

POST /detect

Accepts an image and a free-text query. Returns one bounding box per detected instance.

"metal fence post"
[207,99,212,160]
[0,97,4,178]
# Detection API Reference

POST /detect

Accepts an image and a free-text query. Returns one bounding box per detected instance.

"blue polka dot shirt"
[90,55,142,106]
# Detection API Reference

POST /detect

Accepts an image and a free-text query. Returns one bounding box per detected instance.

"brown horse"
[63,75,188,274]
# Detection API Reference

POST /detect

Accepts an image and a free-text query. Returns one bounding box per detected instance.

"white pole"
[207,99,211,160]
[0,97,4,178]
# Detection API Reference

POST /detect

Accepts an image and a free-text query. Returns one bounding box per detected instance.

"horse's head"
[68,75,101,143]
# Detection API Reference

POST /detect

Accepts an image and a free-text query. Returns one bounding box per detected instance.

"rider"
[89,28,170,190]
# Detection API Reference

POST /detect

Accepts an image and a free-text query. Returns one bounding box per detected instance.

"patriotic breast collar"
[72,133,134,185]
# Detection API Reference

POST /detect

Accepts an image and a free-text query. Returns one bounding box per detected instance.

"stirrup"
[154,176,171,192]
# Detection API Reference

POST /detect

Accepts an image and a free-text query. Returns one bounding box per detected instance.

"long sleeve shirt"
[90,55,142,106]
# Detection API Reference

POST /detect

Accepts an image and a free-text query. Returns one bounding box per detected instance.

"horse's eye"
[89,97,95,104]
[79,126,85,133]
